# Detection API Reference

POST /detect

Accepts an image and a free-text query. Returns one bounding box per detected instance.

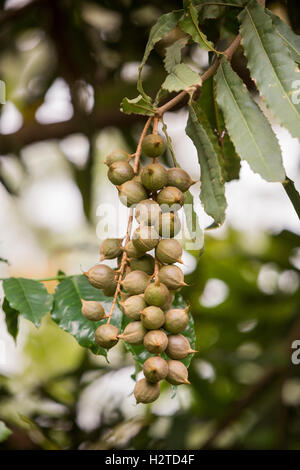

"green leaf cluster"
[120,0,300,224]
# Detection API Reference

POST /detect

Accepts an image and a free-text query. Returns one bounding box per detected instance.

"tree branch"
[200,367,281,449]
[0,110,140,155]
[156,35,241,117]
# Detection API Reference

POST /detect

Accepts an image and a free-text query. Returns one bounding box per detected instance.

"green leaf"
[56,269,66,279]
[215,58,285,182]
[2,278,53,327]
[193,0,244,5]
[121,294,196,369]
[2,297,19,340]
[162,63,201,92]
[239,0,300,141]
[194,0,244,22]
[183,190,204,251]
[164,37,188,73]
[282,177,300,220]
[199,77,240,182]
[266,10,300,64]
[51,275,122,358]
[0,421,12,443]
[120,95,156,116]
[138,10,184,96]
[186,101,227,226]
[0,257,9,264]
[179,2,215,51]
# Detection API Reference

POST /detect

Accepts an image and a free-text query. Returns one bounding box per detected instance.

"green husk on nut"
[95,324,119,349]
[129,254,155,275]
[142,134,166,158]
[156,238,183,264]
[100,238,123,261]
[123,241,144,258]
[164,307,189,334]
[121,270,150,294]
[81,299,106,322]
[167,167,196,192]
[118,180,148,207]
[102,280,118,297]
[161,290,175,311]
[166,334,197,360]
[132,225,159,253]
[143,356,169,383]
[141,306,165,330]
[144,282,170,308]
[158,265,187,290]
[134,378,160,404]
[84,264,115,290]
[141,163,168,191]
[108,161,134,185]
[154,212,181,238]
[157,186,184,211]
[104,149,130,166]
[166,360,190,385]
[135,199,161,226]
[143,329,168,354]
[118,321,147,345]
[119,294,146,320]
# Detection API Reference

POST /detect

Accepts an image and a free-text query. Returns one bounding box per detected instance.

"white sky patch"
[162,110,300,235]
[4,0,32,8]
[35,78,73,124]
[77,367,143,431]
[199,278,229,307]
[194,359,216,382]
[59,134,90,167]
[0,101,23,134]
[121,62,150,82]
[21,177,85,232]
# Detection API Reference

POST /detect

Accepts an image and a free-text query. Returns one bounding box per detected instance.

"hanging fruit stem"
[154,258,160,284]
[106,116,155,324]
[133,116,153,173]
[106,210,133,324]
[153,116,159,135]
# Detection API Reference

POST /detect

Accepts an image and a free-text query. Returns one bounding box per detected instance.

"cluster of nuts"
[81,132,196,404]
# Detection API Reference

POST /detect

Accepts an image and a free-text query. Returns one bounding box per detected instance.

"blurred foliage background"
[0,0,300,450]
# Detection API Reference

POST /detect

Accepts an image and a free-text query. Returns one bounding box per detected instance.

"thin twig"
[154,258,160,283]
[106,210,133,324]
[133,116,153,173]
[156,34,242,118]
[153,117,159,135]
[106,116,154,323]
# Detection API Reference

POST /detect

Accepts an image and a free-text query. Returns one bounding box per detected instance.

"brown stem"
[153,117,159,135]
[133,116,153,173]
[153,258,160,283]
[156,33,242,118]
[156,87,196,117]
[106,211,133,324]
[106,115,155,323]
[223,34,241,60]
